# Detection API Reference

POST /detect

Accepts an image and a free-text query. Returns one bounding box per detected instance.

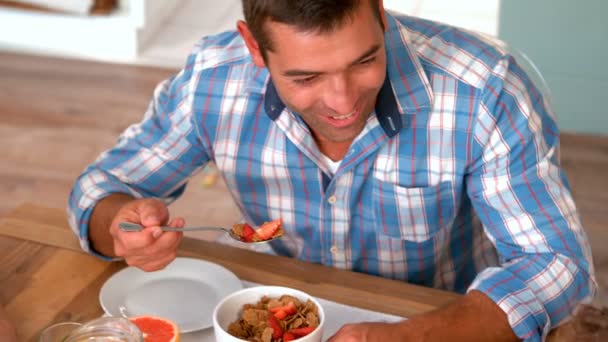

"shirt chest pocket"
[372,180,456,242]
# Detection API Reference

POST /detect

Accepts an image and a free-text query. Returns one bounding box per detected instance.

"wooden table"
[0,203,461,341]
[4,203,596,342]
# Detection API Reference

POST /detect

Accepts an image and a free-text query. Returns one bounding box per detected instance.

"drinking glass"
[39,318,142,342]
[63,317,142,342]
[39,322,82,342]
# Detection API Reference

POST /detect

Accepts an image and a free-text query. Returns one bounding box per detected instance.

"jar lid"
[64,317,143,342]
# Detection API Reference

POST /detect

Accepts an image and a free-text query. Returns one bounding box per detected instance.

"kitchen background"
[0,0,607,319]
[1,0,604,134]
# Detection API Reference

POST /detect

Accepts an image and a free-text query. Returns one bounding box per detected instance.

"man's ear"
[378,0,388,32]
[237,20,266,68]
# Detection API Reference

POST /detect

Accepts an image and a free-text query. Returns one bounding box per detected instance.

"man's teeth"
[331,111,355,120]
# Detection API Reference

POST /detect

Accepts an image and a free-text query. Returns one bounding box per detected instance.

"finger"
[132,225,182,253]
[148,215,185,244]
[113,237,127,257]
[166,231,183,251]
[116,214,182,261]
[136,252,177,272]
[326,325,353,342]
[122,240,178,270]
[136,199,170,227]
[151,230,183,253]
[116,227,158,251]
[123,229,182,258]
[149,217,185,240]
[167,217,186,228]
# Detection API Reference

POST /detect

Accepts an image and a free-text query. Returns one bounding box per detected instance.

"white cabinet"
[0,0,180,62]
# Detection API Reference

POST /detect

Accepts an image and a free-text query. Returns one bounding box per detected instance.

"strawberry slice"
[268,315,283,339]
[269,301,297,314]
[254,218,282,240]
[283,332,296,341]
[273,309,288,320]
[241,223,255,242]
[269,301,297,319]
[287,326,316,337]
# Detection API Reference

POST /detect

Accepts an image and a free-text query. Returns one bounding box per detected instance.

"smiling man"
[238,1,388,162]
[68,0,595,341]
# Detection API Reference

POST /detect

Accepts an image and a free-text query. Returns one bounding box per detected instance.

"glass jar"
[63,317,143,342]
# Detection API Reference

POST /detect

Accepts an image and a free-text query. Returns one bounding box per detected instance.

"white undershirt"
[321,154,342,174]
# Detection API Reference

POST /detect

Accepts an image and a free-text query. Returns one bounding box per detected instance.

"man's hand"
[89,194,185,271]
[109,198,185,271]
[328,291,519,342]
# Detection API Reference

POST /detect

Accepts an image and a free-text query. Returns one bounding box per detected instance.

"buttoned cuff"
[467,265,549,342]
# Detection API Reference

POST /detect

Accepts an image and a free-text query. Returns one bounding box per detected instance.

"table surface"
[0,203,461,341]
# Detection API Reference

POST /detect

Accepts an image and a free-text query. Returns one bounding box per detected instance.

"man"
[68,0,595,340]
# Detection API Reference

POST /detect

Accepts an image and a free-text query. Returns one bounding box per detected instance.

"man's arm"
[330,290,518,341]
[464,54,596,340]
[88,193,135,257]
[67,62,211,259]
[400,290,518,341]
[332,53,594,342]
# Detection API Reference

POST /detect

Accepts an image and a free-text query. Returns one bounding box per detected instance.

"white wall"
[139,0,502,68]
[0,0,180,62]
[0,0,502,65]
[384,0,501,36]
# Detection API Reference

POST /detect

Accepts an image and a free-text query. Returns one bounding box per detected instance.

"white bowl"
[213,286,325,342]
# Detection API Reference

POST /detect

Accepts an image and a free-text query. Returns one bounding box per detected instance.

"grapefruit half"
[129,316,179,342]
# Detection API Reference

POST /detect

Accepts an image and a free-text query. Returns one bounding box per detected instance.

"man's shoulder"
[186,30,253,71]
[174,30,268,122]
[176,29,266,98]
[390,12,509,89]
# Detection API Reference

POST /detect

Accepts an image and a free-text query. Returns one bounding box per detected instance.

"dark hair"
[242,0,383,59]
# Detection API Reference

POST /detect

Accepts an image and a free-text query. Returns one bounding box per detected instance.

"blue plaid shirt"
[68,12,595,341]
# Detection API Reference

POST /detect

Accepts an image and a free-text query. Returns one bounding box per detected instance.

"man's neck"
[317,139,351,161]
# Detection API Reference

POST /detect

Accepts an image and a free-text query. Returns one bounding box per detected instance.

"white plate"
[99,257,243,333]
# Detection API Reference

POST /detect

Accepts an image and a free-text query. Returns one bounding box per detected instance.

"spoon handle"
[161,226,231,233]
[118,222,230,233]
[118,222,145,232]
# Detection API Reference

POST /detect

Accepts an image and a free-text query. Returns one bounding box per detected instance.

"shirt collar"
[383,12,433,115]
[263,12,433,138]
[264,79,285,120]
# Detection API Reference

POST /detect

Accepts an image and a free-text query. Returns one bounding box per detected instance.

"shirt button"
[327,195,337,204]
[330,245,339,254]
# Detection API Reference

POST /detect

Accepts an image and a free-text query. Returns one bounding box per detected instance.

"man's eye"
[293,76,317,85]
[359,57,376,65]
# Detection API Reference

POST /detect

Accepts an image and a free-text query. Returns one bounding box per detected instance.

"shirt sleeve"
[67,54,211,259]
[465,54,597,341]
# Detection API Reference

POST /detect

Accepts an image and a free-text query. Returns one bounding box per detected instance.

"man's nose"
[324,74,356,115]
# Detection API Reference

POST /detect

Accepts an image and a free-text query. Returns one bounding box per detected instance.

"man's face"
[261,3,387,147]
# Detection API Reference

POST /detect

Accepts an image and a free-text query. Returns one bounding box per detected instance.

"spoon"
[118,222,281,243]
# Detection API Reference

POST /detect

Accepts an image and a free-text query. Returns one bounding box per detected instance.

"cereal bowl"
[212,286,325,342]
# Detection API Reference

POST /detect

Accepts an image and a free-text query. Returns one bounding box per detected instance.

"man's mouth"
[330,111,356,120]
[321,105,362,128]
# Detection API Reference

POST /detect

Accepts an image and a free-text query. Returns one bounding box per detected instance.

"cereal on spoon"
[231,218,284,242]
